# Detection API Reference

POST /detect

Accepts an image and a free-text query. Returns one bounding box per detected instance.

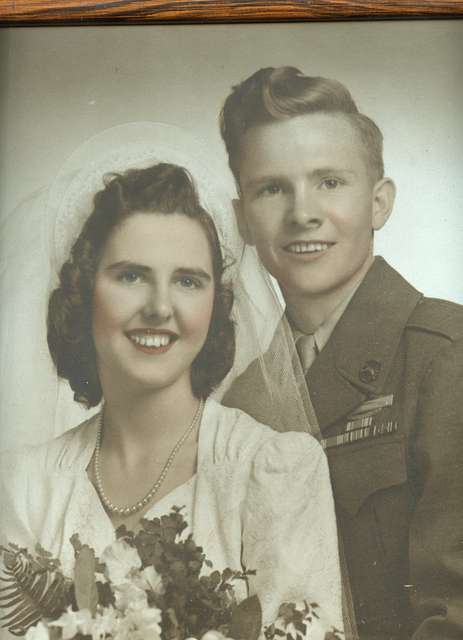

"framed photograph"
[1,3,462,640]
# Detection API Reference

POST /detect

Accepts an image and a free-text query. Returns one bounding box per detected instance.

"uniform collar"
[307,257,423,430]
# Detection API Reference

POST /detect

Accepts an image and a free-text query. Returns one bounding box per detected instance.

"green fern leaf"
[0,546,70,635]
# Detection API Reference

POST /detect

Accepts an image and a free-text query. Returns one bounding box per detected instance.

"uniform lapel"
[308,257,423,432]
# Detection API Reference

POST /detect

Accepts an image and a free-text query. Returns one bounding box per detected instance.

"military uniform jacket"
[224,257,463,640]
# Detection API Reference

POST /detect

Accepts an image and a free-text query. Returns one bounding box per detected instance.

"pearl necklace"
[94,398,204,517]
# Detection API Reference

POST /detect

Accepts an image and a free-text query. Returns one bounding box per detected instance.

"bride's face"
[92,211,215,394]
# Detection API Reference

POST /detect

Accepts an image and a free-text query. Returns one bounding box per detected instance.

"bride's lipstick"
[126,329,178,355]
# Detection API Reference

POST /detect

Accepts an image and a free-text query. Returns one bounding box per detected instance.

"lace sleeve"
[241,432,343,633]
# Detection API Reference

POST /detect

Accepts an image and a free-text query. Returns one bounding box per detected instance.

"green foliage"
[264,601,342,640]
[118,507,259,640]
[264,602,311,640]
[0,544,70,636]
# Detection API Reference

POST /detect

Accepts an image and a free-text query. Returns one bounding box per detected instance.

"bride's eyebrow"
[175,267,212,281]
[104,261,151,273]
[103,262,212,280]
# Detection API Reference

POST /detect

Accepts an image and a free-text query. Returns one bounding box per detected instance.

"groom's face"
[235,112,389,303]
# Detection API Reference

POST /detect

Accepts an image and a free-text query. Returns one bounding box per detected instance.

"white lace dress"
[0,398,342,634]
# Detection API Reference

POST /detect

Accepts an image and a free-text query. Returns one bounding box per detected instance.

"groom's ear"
[233,198,255,246]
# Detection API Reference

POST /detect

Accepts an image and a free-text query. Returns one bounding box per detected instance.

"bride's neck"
[99,380,200,464]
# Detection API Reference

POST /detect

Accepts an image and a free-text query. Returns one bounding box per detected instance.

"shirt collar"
[291,277,364,354]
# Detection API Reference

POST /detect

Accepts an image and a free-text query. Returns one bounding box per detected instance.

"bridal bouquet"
[0,508,342,640]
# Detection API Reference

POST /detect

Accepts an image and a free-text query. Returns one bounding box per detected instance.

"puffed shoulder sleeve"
[0,427,85,550]
[241,432,343,632]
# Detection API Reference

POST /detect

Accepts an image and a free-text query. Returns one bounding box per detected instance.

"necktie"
[296,333,318,373]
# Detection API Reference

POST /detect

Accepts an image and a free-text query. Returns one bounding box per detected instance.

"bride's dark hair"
[47,163,235,408]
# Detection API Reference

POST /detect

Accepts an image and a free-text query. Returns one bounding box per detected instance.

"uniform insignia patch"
[322,394,397,449]
[346,414,373,432]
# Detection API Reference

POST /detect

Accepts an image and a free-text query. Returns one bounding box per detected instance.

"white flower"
[113,581,148,612]
[89,606,119,640]
[201,632,229,640]
[25,621,50,640]
[101,539,141,585]
[113,605,162,640]
[132,607,162,636]
[138,565,164,596]
[49,607,92,639]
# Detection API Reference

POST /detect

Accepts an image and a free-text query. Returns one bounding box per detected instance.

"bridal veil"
[0,122,356,638]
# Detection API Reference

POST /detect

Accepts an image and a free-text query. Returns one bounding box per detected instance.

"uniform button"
[359,360,381,383]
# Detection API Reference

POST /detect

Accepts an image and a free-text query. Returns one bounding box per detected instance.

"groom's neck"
[285,291,346,335]
[283,252,375,334]
[283,268,369,335]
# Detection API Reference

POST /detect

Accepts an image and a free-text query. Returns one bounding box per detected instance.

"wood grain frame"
[1,0,463,26]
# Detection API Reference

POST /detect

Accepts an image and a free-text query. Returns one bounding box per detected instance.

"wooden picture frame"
[1,0,463,25]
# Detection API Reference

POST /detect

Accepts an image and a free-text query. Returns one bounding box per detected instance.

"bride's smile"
[92,211,215,394]
[126,328,178,353]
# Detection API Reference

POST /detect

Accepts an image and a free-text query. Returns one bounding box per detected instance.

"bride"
[0,124,343,637]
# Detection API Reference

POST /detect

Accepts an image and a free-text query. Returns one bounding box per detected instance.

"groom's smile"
[284,241,335,257]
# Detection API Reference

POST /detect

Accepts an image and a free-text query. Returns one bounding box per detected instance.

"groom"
[220,67,463,639]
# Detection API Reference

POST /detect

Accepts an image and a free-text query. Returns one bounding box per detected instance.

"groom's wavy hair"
[220,66,384,184]
[48,163,235,408]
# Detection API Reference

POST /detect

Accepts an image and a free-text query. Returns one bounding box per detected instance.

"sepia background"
[0,21,462,449]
